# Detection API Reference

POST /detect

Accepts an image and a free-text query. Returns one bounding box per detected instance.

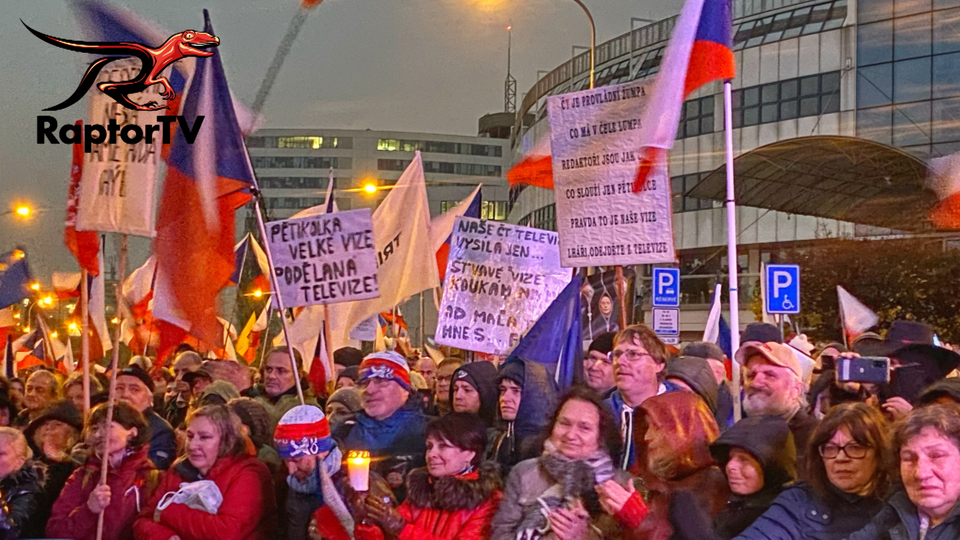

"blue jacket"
[340,404,428,500]
[145,407,176,470]
[847,489,960,540]
[735,483,884,540]
[604,381,681,469]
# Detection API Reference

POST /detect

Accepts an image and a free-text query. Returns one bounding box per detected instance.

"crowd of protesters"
[1,319,960,540]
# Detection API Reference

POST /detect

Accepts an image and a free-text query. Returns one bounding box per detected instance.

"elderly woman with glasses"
[735,403,891,540]
[849,404,960,539]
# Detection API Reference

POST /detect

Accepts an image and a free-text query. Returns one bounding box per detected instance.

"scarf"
[514,441,614,540]
[285,447,355,539]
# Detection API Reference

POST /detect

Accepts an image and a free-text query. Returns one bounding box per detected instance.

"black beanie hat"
[588,332,617,355]
[118,365,155,393]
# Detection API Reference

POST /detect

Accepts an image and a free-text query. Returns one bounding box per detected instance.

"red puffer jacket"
[132,453,277,540]
[46,446,159,540]
[395,463,502,540]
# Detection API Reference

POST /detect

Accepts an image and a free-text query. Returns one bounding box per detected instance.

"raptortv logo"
[24,22,219,152]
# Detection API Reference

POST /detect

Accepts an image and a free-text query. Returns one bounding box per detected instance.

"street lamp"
[570,0,596,89]
[362,182,378,195]
[14,205,30,218]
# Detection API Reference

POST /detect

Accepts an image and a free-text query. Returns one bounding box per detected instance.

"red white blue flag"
[153,10,255,346]
[633,0,736,192]
[430,185,482,281]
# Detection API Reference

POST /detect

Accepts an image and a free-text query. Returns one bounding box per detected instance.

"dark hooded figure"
[918,377,960,406]
[670,415,799,540]
[487,358,558,474]
[664,356,720,418]
[450,362,499,427]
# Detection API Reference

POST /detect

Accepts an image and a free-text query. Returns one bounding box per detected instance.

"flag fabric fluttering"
[12,329,45,372]
[308,320,333,396]
[153,10,256,347]
[230,233,272,297]
[63,121,100,276]
[235,307,268,363]
[0,249,32,311]
[702,283,723,343]
[88,247,112,360]
[506,134,554,190]
[53,272,82,300]
[837,285,879,339]
[633,0,735,192]
[507,275,582,389]
[927,151,960,229]
[430,185,482,281]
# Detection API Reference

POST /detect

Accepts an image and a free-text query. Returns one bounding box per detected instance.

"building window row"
[246,136,351,149]
[518,204,557,231]
[438,200,509,221]
[265,197,326,210]
[672,173,721,213]
[732,71,841,127]
[251,156,352,170]
[858,0,960,25]
[259,177,345,189]
[377,159,502,177]
[376,139,503,157]
[733,0,847,51]
[678,96,716,139]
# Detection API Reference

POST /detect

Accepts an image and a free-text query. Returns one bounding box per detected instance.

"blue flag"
[508,275,582,389]
[0,249,31,310]
[718,314,732,359]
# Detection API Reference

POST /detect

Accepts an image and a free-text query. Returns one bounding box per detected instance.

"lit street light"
[363,182,378,194]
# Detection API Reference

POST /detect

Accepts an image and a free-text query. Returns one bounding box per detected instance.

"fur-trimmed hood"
[404,461,502,511]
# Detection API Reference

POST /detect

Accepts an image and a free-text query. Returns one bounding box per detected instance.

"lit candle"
[347,450,371,492]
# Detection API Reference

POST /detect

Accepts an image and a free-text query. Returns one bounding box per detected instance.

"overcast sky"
[0,0,682,280]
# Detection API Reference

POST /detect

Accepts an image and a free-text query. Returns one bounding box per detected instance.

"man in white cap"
[736,341,818,473]
[274,405,353,540]
[338,351,428,500]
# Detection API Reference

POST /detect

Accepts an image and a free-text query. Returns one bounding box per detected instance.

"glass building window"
[858,64,894,107]
[859,0,893,23]
[933,97,960,142]
[933,8,960,54]
[893,101,932,146]
[733,1,846,51]
[934,52,960,99]
[858,21,894,65]
[893,57,931,103]
[894,14,932,60]
[894,0,931,18]
[678,96,715,139]
[732,71,842,126]
[857,106,894,144]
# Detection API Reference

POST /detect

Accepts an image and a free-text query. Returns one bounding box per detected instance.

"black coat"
[488,359,557,474]
[0,462,44,540]
[848,489,960,540]
[450,362,499,428]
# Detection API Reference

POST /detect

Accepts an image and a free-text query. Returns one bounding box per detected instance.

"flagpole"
[96,233,127,540]
[252,7,311,115]
[257,308,273,368]
[80,268,91,416]
[723,80,742,422]
[418,292,426,349]
[250,196,305,405]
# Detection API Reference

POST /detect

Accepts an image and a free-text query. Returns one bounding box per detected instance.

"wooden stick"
[96,234,127,540]
[80,268,91,417]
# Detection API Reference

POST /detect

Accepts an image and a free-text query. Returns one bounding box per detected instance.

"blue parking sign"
[765,264,800,314]
[652,268,680,307]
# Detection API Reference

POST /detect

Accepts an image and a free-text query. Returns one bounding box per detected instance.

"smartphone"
[837,356,890,384]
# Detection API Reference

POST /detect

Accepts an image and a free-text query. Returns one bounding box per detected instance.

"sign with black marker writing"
[436,217,571,354]
[547,80,675,266]
[266,208,380,307]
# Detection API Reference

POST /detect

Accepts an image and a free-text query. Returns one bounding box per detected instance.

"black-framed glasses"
[819,442,870,459]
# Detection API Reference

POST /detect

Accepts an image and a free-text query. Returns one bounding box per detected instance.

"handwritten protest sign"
[266,208,379,308]
[436,217,571,354]
[547,80,675,267]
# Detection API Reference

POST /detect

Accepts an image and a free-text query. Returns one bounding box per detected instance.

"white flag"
[702,284,723,343]
[91,249,113,356]
[837,286,879,337]
[288,152,439,352]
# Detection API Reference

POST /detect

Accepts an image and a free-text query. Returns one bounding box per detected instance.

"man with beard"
[735,341,816,477]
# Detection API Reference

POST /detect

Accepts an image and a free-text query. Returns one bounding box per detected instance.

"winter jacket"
[604,381,682,470]
[133,453,277,540]
[21,456,77,538]
[787,408,818,480]
[450,362,499,428]
[144,407,176,470]
[847,489,960,540]
[734,483,885,540]
[0,462,44,540]
[46,446,159,540]
[255,384,320,428]
[490,457,646,540]
[671,416,798,540]
[393,462,503,540]
[488,359,557,473]
[630,391,728,540]
[339,404,429,501]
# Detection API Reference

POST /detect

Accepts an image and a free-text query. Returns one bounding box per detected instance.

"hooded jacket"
[604,380,683,469]
[392,462,504,540]
[847,489,960,540]
[0,461,45,540]
[450,362,499,428]
[671,416,798,540]
[133,453,278,540]
[630,391,729,540]
[46,446,159,540]
[664,356,720,413]
[488,359,557,472]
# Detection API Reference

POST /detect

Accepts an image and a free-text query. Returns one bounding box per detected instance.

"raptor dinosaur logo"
[23,22,219,112]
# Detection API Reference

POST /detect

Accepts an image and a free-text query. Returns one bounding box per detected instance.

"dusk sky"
[0,0,683,281]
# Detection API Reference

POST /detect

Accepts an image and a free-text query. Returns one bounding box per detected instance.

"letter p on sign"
[765,264,800,314]
[652,268,680,307]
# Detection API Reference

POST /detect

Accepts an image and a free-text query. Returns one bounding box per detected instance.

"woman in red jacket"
[357,412,503,540]
[47,402,158,540]
[133,404,277,540]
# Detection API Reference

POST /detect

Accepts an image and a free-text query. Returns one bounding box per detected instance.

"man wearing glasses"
[603,324,682,469]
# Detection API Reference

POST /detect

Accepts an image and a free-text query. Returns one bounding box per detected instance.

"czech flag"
[0,249,32,311]
[429,186,482,281]
[507,135,553,190]
[153,10,254,347]
[633,0,735,192]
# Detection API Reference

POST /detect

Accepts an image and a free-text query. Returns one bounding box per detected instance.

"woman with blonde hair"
[0,427,44,540]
